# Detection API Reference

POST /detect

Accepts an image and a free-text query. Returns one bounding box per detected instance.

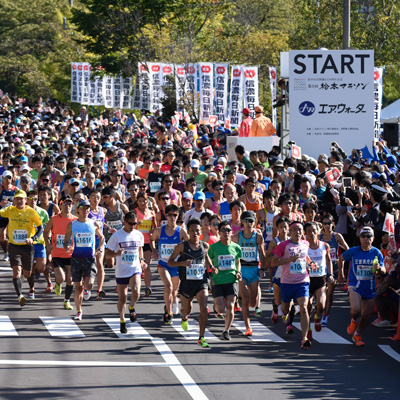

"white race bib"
[218,255,235,270]
[13,229,28,244]
[160,243,175,261]
[221,214,231,221]
[309,263,324,277]
[330,248,337,261]
[121,250,138,265]
[186,264,205,280]
[161,220,167,226]
[356,265,373,280]
[75,232,92,247]
[290,261,306,274]
[196,183,202,191]
[108,220,123,231]
[265,222,273,238]
[150,182,161,192]
[241,247,257,263]
[56,234,65,248]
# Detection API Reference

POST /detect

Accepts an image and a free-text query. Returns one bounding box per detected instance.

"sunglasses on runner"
[126,221,138,226]
[220,228,232,233]
[161,197,170,200]
[360,234,373,239]
[323,222,332,226]
[167,214,178,218]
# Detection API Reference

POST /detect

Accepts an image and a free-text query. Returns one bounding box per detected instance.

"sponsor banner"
[95,75,105,106]
[161,64,174,101]
[242,66,259,118]
[71,63,79,103]
[103,76,114,109]
[121,77,132,109]
[229,65,244,127]
[88,66,97,106]
[81,63,91,105]
[175,64,186,112]
[374,67,384,139]
[269,66,277,127]
[290,144,301,159]
[132,75,141,110]
[214,63,229,123]
[148,62,162,113]
[289,50,374,158]
[199,63,213,123]
[113,76,122,109]
[326,167,341,183]
[138,62,151,111]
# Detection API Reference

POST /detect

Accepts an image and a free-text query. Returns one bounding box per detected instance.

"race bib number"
[13,229,28,244]
[241,247,257,263]
[290,261,306,274]
[356,265,373,280]
[150,182,161,192]
[75,232,92,247]
[138,219,152,233]
[196,183,202,191]
[330,248,337,261]
[121,250,138,265]
[265,222,273,237]
[186,264,205,280]
[309,262,324,277]
[218,255,235,270]
[108,220,123,231]
[161,220,167,226]
[56,234,65,248]
[221,214,231,221]
[160,243,175,261]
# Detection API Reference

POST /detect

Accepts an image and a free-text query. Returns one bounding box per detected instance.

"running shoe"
[234,302,241,312]
[271,311,279,324]
[144,287,152,297]
[18,295,26,307]
[222,330,231,340]
[347,319,358,336]
[245,328,253,336]
[28,291,35,300]
[268,286,274,293]
[294,305,300,315]
[166,314,173,325]
[74,311,82,321]
[373,319,392,328]
[83,290,91,300]
[181,319,189,331]
[163,313,168,324]
[286,324,294,335]
[96,290,106,300]
[307,329,313,341]
[321,315,328,327]
[301,338,311,349]
[352,334,364,346]
[46,283,53,292]
[2,253,9,262]
[213,306,224,319]
[55,283,62,296]
[207,307,210,316]
[198,337,210,348]
[172,302,178,315]
[282,314,289,325]
[314,317,322,332]
[129,307,137,322]
[64,301,73,310]
[254,307,262,318]
[120,322,128,334]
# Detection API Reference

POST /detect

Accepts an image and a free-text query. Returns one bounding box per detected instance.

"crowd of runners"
[0,96,399,350]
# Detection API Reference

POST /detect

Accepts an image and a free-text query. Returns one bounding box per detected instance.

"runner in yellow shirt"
[0,190,43,306]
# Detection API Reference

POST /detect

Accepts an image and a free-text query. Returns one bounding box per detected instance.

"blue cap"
[20,156,28,162]
[77,199,90,208]
[69,178,81,186]
[371,173,381,179]
[193,192,205,200]
[103,142,112,148]
[201,135,209,142]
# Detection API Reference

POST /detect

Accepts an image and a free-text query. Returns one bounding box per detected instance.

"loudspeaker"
[383,123,400,147]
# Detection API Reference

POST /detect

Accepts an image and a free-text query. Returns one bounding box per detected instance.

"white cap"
[76,158,85,166]
[126,163,136,174]
[218,157,227,164]
[96,151,105,159]
[190,159,200,168]
[2,171,12,179]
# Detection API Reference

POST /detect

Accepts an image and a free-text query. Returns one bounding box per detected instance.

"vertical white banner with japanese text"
[199,63,213,124]
[229,65,244,127]
[242,66,259,118]
[374,67,384,139]
[96,75,105,106]
[175,64,186,112]
[113,76,122,109]
[81,63,91,105]
[132,76,141,110]
[214,63,229,124]
[103,76,114,109]
[71,63,79,103]
[138,62,151,111]
[269,66,277,127]
[148,63,162,113]
[161,64,174,102]
[121,77,132,109]
[289,50,374,158]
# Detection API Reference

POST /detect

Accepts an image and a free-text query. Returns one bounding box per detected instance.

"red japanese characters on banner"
[171,116,177,126]
[383,213,395,235]
[224,119,231,129]
[208,116,218,126]
[203,145,213,157]
[290,145,301,159]
[175,111,182,120]
[326,167,341,183]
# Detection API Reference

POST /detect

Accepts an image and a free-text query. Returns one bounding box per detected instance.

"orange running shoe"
[245,328,253,336]
[352,334,364,346]
[347,319,358,335]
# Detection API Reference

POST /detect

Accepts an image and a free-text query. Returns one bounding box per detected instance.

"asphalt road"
[0,260,399,400]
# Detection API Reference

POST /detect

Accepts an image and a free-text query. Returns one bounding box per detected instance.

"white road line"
[379,345,400,363]
[40,317,85,338]
[172,318,219,341]
[0,316,18,336]
[0,267,11,270]
[292,322,351,344]
[0,359,169,367]
[152,338,209,400]
[232,320,286,342]
[103,318,153,339]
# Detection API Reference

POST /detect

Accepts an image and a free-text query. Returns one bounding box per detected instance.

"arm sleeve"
[31,225,43,242]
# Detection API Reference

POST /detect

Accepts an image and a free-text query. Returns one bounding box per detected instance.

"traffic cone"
[390,297,400,341]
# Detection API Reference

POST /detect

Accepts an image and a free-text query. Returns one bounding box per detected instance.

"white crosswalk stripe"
[292,322,351,344]
[232,320,286,342]
[171,318,220,341]
[103,318,153,339]
[40,317,85,338]
[0,316,18,336]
